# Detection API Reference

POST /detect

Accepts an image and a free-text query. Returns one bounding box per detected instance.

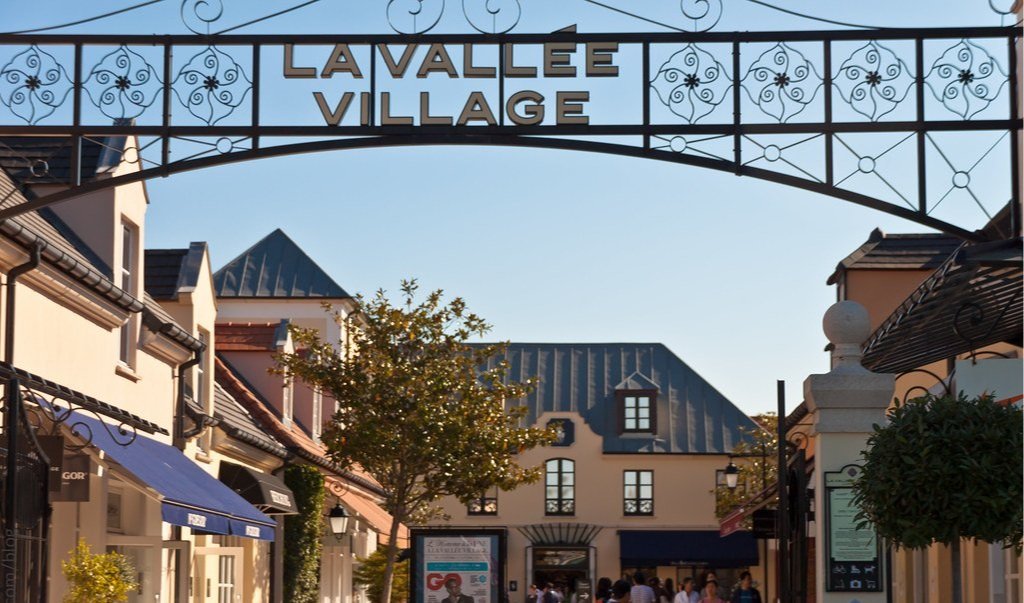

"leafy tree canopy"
[277,280,556,602]
[353,548,410,602]
[853,392,1023,550]
[715,413,778,521]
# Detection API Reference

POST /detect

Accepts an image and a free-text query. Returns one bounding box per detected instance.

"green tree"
[853,393,1023,603]
[277,280,556,603]
[284,464,326,603]
[353,548,410,602]
[61,539,138,603]
[715,413,778,522]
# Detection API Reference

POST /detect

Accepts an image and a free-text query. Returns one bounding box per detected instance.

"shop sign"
[825,465,881,592]
[412,528,505,603]
[532,548,589,569]
[38,435,64,492]
[52,454,91,502]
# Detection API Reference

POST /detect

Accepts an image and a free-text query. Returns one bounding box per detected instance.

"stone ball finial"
[823,300,871,347]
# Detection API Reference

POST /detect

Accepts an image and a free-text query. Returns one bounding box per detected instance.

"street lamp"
[724,460,740,490]
[328,503,351,540]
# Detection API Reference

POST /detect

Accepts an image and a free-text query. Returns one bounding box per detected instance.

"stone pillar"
[803,301,894,603]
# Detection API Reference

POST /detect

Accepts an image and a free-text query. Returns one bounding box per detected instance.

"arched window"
[545,458,575,515]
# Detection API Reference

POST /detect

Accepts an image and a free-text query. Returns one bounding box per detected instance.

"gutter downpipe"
[171,347,201,603]
[3,241,43,603]
[173,349,202,451]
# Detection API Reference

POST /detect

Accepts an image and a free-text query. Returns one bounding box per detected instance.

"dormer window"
[617,389,657,434]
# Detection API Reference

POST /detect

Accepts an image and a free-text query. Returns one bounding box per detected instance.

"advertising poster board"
[412,528,506,603]
[825,465,882,592]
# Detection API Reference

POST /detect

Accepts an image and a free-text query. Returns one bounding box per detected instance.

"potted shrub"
[61,539,138,603]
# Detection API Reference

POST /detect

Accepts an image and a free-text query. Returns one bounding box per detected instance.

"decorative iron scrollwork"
[742,43,821,123]
[181,0,225,35]
[834,40,914,121]
[679,0,723,33]
[0,45,73,125]
[83,46,161,121]
[925,39,1008,120]
[172,46,251,125]
[651,44,729,123]
[893,368,953,408]
[463,0,521,34]
[387,0,446,34]
[13,387,139,451]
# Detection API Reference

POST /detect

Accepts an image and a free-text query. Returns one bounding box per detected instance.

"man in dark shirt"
[729,572,762,603]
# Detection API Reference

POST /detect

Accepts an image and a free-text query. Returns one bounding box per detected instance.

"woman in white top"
[673,578,700,603]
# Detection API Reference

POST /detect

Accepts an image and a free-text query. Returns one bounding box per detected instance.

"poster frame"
[824,464,883,593]
[410,527,508,603]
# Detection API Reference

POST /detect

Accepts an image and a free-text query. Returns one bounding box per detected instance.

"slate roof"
[213,381,289,457]
[144,243,207,301]
[827,228,962,284]
[213,229,349,299]
[479,343,759,454]
[0,136,123,185]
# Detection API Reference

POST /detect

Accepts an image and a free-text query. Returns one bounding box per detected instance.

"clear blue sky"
[1,1,1016,415]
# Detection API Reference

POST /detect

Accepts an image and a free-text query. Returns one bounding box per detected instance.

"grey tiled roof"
[827,228,962,284]
[145,249,188,299]
[145,243,206,301]
[213,229,349,299]
[0,136,123,185]
[0,170,202,352]
[213,381,289,457]
[479,343,759,454]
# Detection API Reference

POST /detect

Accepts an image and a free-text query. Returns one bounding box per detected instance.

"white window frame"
[118,220,138,368]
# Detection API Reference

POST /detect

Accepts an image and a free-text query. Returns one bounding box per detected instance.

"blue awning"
[70,411,276,540]
[619,530,758,568]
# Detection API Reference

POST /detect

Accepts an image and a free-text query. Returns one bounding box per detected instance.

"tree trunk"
[951,536,962,603]
[381,510,404,603]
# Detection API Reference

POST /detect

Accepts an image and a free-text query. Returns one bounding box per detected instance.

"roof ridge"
[212,229,350,299]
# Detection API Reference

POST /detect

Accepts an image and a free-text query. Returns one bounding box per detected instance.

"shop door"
[194,546,243,603]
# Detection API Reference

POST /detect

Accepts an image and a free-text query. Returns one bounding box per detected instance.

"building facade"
[431,342,767,601]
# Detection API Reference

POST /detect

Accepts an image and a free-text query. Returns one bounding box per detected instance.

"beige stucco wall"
[841,263,1022,603]
[431,411,764,602]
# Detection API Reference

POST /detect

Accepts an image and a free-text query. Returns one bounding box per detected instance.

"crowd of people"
[587,571,762,603]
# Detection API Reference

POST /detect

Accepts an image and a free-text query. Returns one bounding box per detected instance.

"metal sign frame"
[824,464,883,593]
[0,26,1019,239]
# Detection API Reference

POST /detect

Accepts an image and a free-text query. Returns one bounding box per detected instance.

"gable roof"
[213,229,349,299]
[213,354,383,496]
[0,169,201,352]
[213,381,289,457]
[144,242,206,301]
[0,136,124,185]
[827,228,962,284]
[479,343,759,454]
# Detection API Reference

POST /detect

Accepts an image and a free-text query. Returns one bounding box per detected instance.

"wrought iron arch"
[0,25,1019,241]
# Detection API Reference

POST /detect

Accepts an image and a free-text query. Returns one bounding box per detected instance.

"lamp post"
[329,503,351,541]
[724,460,740,490]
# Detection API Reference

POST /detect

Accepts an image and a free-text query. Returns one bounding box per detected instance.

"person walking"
[729,572,762,603]
[630,572,656,603]
[527,584,540,603]
[596,577,614,603]
[608,580,632,603]
[699,580,725,603]
[698,572,718,599]
[673,578,700,603]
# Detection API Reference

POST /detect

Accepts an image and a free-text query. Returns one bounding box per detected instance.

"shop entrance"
[193,544,243,603]
[529,547,595,598]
